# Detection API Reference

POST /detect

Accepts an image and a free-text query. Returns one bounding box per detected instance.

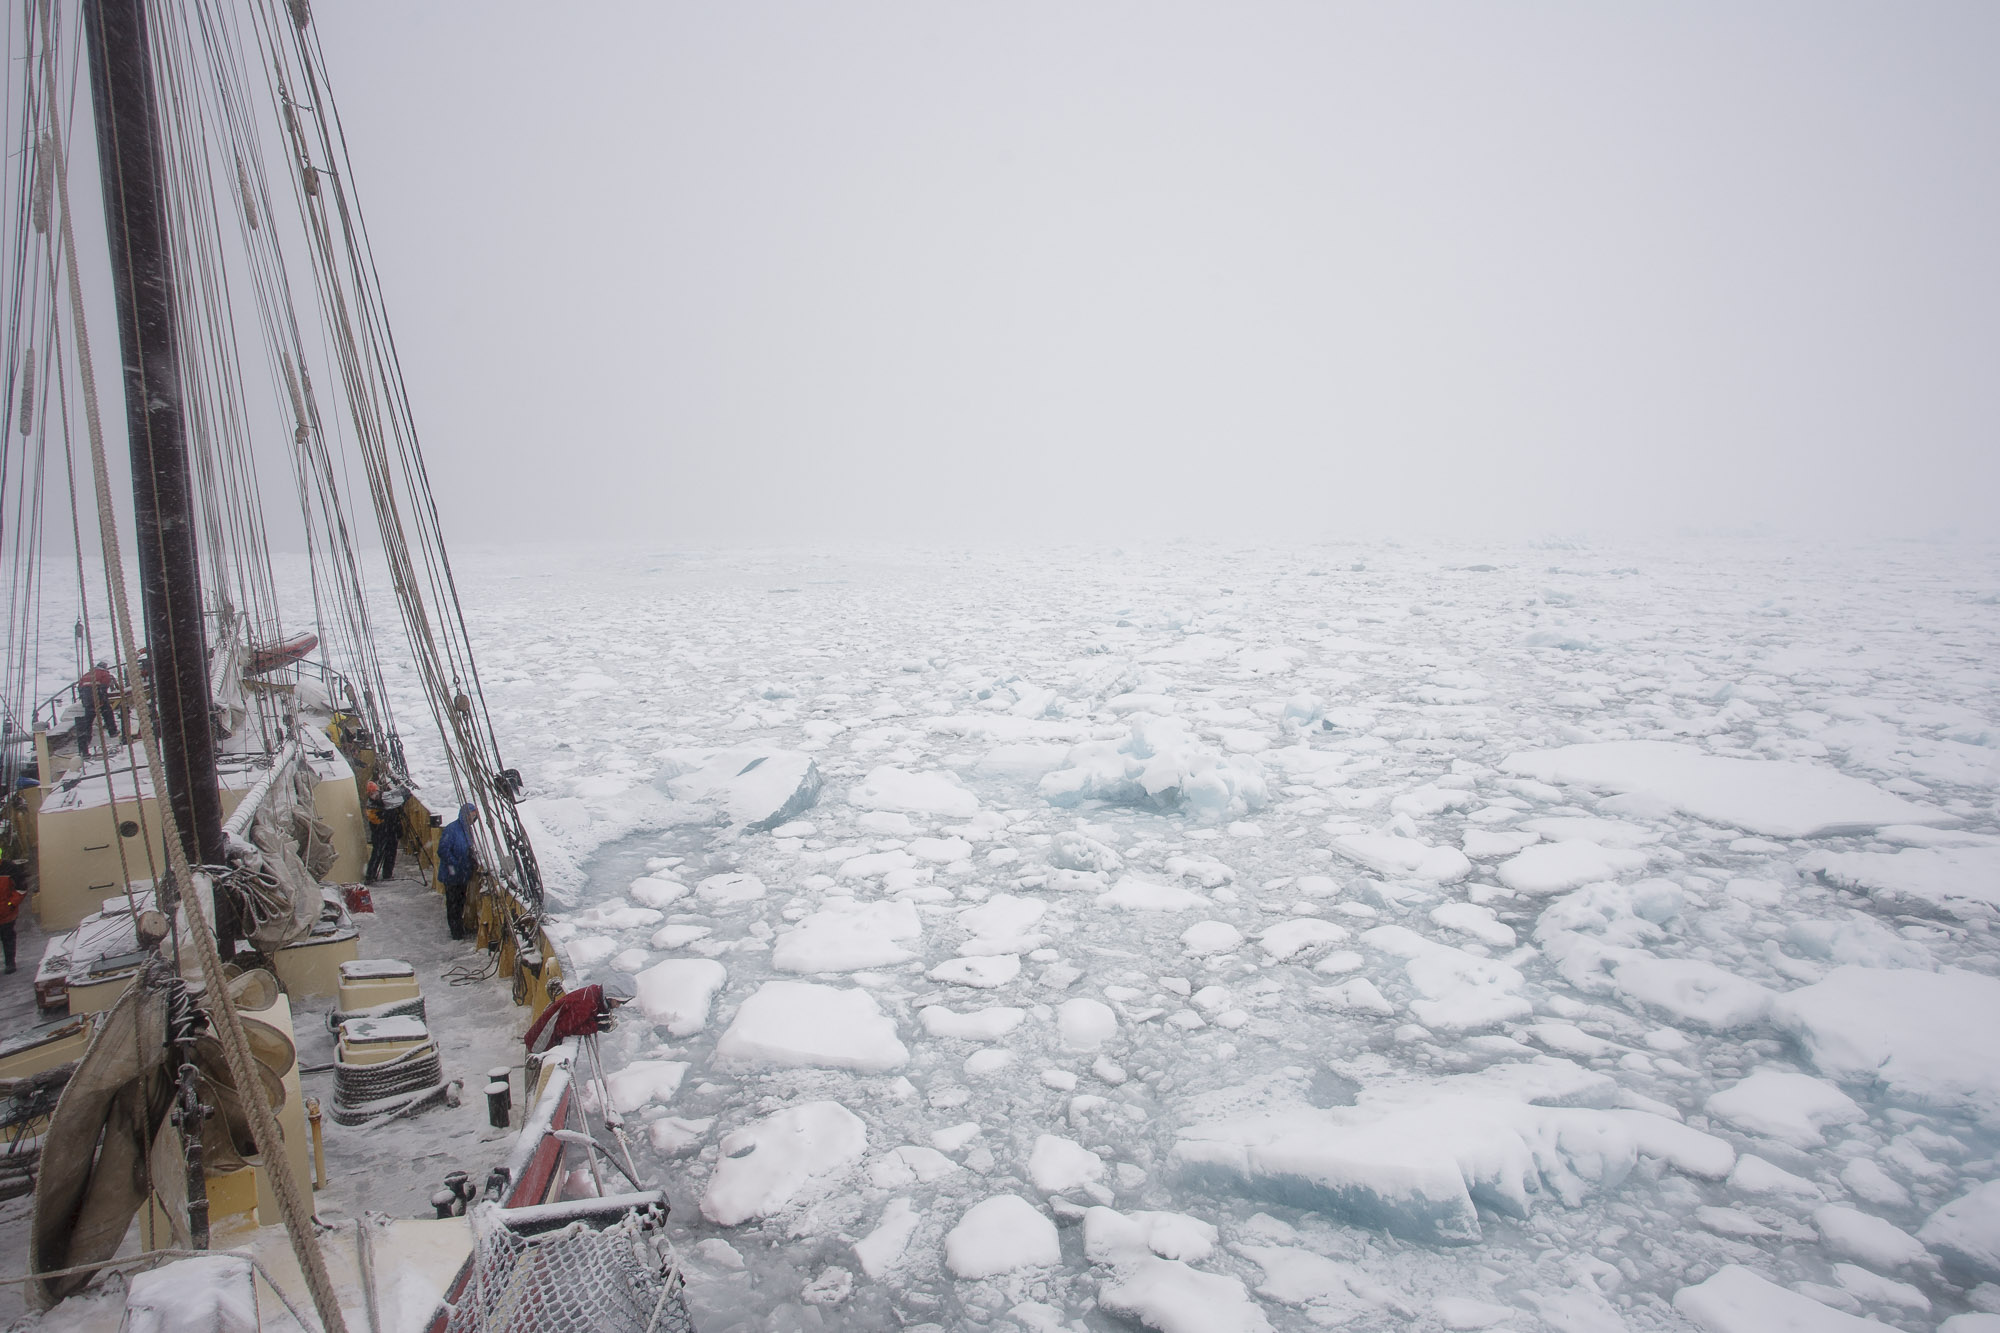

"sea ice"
[944,1195,1060,1278]
[1097,877,1211,912]
[1773,966,2000,1124]
[850,765,980,817]
[1057,998,1118,1051]
[1175,1081,1634,1244]
[632,958,727,1035]
[700,1101,868,1226]
[1502,740,1946,838]
[771,899,921,972]
[1256,918,1348,961]
[1674,1263,1893,1332]
[1027,1134,1105,1193]
[1040,717,1268,820]
[1497,840,1650,895]
[1920,1180,2000,1284]
[1332,834,1471,884]
[1801,847,2000,920]
[920,1005,1025,1040]
[603,1059,688,1113]
[713,981,909,1071]
[665,746,822,831]
[1705,1070,1864,1148]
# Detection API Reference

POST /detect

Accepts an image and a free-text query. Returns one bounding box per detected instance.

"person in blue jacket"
[437,802,479,942]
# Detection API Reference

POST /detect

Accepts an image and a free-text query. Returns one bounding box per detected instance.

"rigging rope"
[38,6,345,1327]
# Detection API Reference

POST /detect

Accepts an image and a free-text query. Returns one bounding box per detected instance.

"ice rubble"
[471,540,2000,1331]
[1040,717,1268,820]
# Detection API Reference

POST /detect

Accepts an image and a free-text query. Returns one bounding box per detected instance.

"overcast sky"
[307,2,1999,546]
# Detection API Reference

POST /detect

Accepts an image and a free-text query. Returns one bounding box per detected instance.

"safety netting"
[442,1203,690,1333]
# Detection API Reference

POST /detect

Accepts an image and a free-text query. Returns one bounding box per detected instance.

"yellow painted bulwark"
[271,931,359,1002]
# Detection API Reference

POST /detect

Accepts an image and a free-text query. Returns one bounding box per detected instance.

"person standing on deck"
[365,782,403,883]
[436,802,479,942]
[0,862,23,972]
[73,661,118,758]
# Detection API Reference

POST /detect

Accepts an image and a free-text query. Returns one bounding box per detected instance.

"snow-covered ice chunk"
[1705,1071,1864,1148]
[1518,815,1660,848]
[853,1198,919,1278]
[850,765,980,818]
[1502,740,1946,838]
[604,1059,688,1113]
[868,1145,961,1187]
[958,893,1045,939]
[700,1101,867,1226]
[1098,1256,1272,1333]
[1257,918,1349,961]
[1051,830,1123,872]
[772,899,921,972]
[1175,1086,1635,1244]
[1464,828,1539,859]
[1496,841,1650,896]
[1311,978,1395,1015]
[1773,966,2000,1125]
[1097,877,1211,912]
[1429,903,1515,949]
[1785,913,1932,970]
[930,955,1021,988]
[1802,847,2000,921]
[666,746,821,831]
[1059,998,1118,1051]
[695,872,765,905]
[910,835,973,863]
[1813,1205,1930,1273]
[633,958,727,1036]
[1181,921,1244,956]
[1920,1180,2000,1284]
[1028,1134,1105,1192]
[944,1194,1060,1278]
[1674,1263,1893,1332]
[1040,718,1268,821]
[1333,834,1471,884]
[714,981,909,1071]
[628,876,690,909]
[1082,1207,1218,1264]
[1362,925,1529,1031]
[1608,1110,1736,1179]
[920,1005,1025,1040]
[1730,1153,1822,1198]
[1610,955,1776,1031]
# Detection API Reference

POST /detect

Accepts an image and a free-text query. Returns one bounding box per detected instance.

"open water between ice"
[399,540,2000,1333]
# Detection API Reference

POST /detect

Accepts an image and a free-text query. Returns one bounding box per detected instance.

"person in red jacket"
[521,976,634,1056]
[73,662,118,758]
[0,861,26,973]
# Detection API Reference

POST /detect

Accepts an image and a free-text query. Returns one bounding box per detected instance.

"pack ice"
[442,540,2000,1332]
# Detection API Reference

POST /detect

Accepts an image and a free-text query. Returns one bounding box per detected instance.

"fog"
[308,1,1998,546]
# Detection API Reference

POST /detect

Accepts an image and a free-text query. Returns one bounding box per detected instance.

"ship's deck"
[0,855,531,1327]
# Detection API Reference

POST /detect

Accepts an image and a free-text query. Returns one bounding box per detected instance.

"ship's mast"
[80,0,233,946]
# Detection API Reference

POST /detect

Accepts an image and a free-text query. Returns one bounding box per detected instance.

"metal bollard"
[486,1068,511,1129]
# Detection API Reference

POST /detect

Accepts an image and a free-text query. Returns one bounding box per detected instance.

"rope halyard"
[38,5,347,1326]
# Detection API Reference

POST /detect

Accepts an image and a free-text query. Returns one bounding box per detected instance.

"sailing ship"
[0,1,685,1326]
